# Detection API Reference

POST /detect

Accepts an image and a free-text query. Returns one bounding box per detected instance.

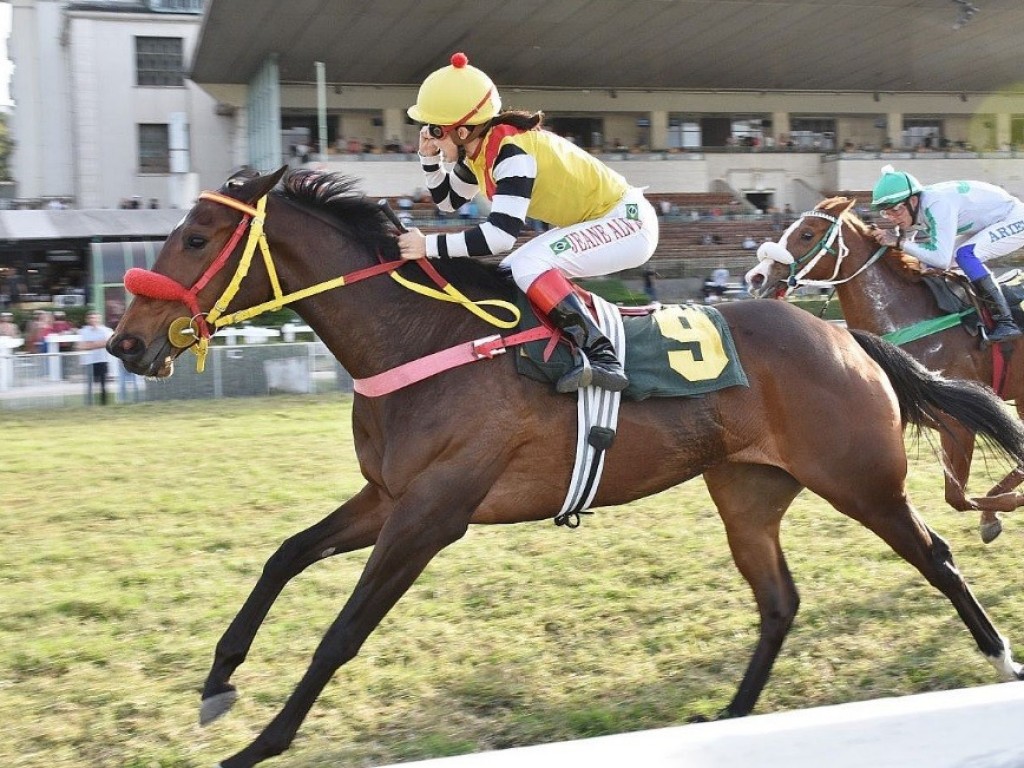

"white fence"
[0,340,352,410]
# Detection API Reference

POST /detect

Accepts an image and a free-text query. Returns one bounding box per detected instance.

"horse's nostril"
[111,334,144,359]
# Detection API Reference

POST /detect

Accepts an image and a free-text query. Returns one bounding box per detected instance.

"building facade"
[9,0,238,209]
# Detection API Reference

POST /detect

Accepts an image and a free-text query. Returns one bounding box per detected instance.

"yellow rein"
[186,191,520,371]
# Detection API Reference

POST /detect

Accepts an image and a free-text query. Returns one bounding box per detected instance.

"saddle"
[922,269,1024,336]
[514,290,748,401]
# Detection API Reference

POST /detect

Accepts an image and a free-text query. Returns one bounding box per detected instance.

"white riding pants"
[501,188,659,292]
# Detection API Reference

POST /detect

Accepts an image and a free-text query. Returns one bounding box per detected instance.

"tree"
[0,113,12,181]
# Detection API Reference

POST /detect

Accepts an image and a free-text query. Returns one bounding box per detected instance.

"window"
[789,118,836,150]
[667,117,702,149]
[138,124,170,173]
[902,118,944,150]
[136,37,184,87]
[148,0,204,13]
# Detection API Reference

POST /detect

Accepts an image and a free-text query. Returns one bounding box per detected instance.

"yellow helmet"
[407,52,501,128]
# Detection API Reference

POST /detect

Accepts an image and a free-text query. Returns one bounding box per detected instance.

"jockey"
[871,165,1024,343]
[398,52,659,393]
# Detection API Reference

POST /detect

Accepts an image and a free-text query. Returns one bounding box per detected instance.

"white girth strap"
[556,294,624,524]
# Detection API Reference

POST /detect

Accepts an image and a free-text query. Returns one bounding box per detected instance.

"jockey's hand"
[418,126,441,157]
[398,229,427,260]
[873,227,900,248]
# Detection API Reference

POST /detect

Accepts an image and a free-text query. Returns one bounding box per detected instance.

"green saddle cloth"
[513,296,748,401]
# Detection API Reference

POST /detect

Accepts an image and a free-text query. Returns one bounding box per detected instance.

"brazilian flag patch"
[550,237,573,254]
[625,203,639,221]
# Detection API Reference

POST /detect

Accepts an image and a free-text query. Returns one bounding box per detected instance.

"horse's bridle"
[123,190,520,372]
[759,209,887,295]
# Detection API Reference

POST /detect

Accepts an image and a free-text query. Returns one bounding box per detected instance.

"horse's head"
[746,197,861,298]
[108,166,287,376]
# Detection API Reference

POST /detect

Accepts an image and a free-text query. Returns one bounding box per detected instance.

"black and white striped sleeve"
[420,152,479,213]
[426,143,536,259]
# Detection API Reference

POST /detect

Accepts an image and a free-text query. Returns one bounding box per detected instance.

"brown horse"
[745,196,1024,543]
[107,169,1024,768]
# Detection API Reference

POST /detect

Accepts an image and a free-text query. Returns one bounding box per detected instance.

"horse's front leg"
[217,470,486,768]
[200,483,392,725]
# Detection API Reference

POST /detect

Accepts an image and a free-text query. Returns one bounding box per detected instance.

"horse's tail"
[850,328,1024,465]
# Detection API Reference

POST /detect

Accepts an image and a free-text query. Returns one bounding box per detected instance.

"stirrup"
[981,324,1022,345]
[556,352,594,393]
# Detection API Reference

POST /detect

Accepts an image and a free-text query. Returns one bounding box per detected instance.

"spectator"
[0,311,18,338]
[77,311,114,405]
[25,310,53,354]
[742,235,758,250]
[50,311,77,372]
[51,310,74,335]
[702,266,733,303]
[642,266,659,301]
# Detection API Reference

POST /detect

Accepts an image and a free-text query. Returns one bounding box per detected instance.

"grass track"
[2,394,1022,767]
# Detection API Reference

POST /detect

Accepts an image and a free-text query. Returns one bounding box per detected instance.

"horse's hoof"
[200,688,239,726]
[980,518,1003,544]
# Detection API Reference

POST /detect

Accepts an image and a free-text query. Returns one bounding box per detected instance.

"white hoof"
[200,689,239,726]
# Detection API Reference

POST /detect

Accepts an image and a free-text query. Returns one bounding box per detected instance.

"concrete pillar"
[772,111,790,146]
[383,108,405,148]
[887,111,903,149]
[996,112,1012,150]
[649,110,669,151]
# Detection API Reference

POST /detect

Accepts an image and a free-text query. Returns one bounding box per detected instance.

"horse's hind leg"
[702,462,804,718]
[200,483,392,725]
[937,421,1003,543]
[833,485,1023,682]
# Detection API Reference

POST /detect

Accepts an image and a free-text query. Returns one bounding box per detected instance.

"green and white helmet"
[871,165,924,209]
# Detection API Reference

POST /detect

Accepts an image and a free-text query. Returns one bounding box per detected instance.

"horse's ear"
[225,166,288,204]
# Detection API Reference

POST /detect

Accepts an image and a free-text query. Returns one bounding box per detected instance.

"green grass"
[2,395,1022,767]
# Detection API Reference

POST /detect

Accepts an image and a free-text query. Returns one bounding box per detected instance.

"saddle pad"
[514,297,748,400]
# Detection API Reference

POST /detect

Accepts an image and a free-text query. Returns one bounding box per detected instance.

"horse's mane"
[276,169,515,298]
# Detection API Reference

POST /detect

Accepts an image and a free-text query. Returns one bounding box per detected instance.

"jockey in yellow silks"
[398,52,659,393]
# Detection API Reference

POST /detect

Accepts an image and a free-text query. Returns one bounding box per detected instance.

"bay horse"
[745,196,1024,543]
[108,169,1024,768]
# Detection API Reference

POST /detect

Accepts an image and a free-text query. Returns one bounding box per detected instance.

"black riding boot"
[973,275,1022,344]
[547,293,629,393]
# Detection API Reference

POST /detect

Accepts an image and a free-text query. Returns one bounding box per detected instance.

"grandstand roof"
[191,0,1024,95]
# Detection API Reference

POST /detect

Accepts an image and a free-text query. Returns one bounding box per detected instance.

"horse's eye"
[185,234,208,249]
[800,230,813,241]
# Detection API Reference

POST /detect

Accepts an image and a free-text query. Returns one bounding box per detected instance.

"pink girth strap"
[353,325,555,398]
